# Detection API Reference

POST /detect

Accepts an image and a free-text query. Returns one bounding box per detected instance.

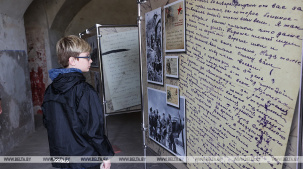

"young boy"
[42,35,114,169]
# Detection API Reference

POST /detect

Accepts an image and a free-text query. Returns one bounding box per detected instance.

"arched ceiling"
[0,0,91,33]
[0,0,33,19]
[50,0,91,32]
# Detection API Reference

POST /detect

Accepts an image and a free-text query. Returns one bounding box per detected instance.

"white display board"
[99,26,141,113]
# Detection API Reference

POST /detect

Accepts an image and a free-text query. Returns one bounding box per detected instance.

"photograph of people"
[148,88,186,160]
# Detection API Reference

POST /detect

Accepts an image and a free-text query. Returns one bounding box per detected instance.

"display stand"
[79,24,142,135]
[137,1,148,169]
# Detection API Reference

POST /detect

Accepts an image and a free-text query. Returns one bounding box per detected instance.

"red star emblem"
[177,5,182,15]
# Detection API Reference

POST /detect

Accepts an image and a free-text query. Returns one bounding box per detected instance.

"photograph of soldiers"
[145,7,163,85]
[148,88,186,159]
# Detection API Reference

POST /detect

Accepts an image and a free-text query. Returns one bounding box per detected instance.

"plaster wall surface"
[0,0,35,156]
[25,1,53,114]
[0,14,27,50]
[65,0,137,35]
[0,0,32,19]
[44,0,66,28]
[0,50,34,155]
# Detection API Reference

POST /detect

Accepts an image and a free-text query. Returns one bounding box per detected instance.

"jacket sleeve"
[77,86,115,157]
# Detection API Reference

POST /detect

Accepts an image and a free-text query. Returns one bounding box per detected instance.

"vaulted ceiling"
[0,0,33,19]
[0,0,91,33]
[49,0,91,32]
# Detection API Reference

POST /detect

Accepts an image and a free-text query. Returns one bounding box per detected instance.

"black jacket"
[42,71,114,168]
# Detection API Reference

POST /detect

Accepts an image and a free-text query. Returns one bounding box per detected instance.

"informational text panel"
[181,0,303,169]
[100,28,141,112]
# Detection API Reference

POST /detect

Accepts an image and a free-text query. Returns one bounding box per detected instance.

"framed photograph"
[148,87,186,162]
[165,56,179,78]
[166,84,179,108]
[85,35,99,67]
[164,0,186,52]
[145,7,164,85]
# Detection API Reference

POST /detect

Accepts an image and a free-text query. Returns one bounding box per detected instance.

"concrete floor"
[0,111,172,169]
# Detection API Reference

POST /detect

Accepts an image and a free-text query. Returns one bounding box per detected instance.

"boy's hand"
[101,160,111,169]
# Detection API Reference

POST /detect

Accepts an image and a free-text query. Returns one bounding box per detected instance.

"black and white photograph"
[165,56,179,78]
[85,35,99,67]
[145,7,163,85]
[166,84,179,108]
[148,87,186,162]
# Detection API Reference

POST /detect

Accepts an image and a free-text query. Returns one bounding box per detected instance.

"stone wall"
[0,14,34,155]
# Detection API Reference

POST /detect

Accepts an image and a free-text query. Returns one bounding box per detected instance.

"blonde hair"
[56,35,92,68]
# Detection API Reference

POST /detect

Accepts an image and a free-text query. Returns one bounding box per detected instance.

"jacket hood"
[48,68,85,93]
[49,68,82,81]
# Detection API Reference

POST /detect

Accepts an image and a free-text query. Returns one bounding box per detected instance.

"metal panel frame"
[79,24,142,135]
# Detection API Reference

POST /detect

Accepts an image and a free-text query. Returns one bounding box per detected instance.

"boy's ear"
[68,57,77,66]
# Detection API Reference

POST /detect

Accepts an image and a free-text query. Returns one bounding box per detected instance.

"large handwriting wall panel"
[182,0,303,169]
[140,0,303,169]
